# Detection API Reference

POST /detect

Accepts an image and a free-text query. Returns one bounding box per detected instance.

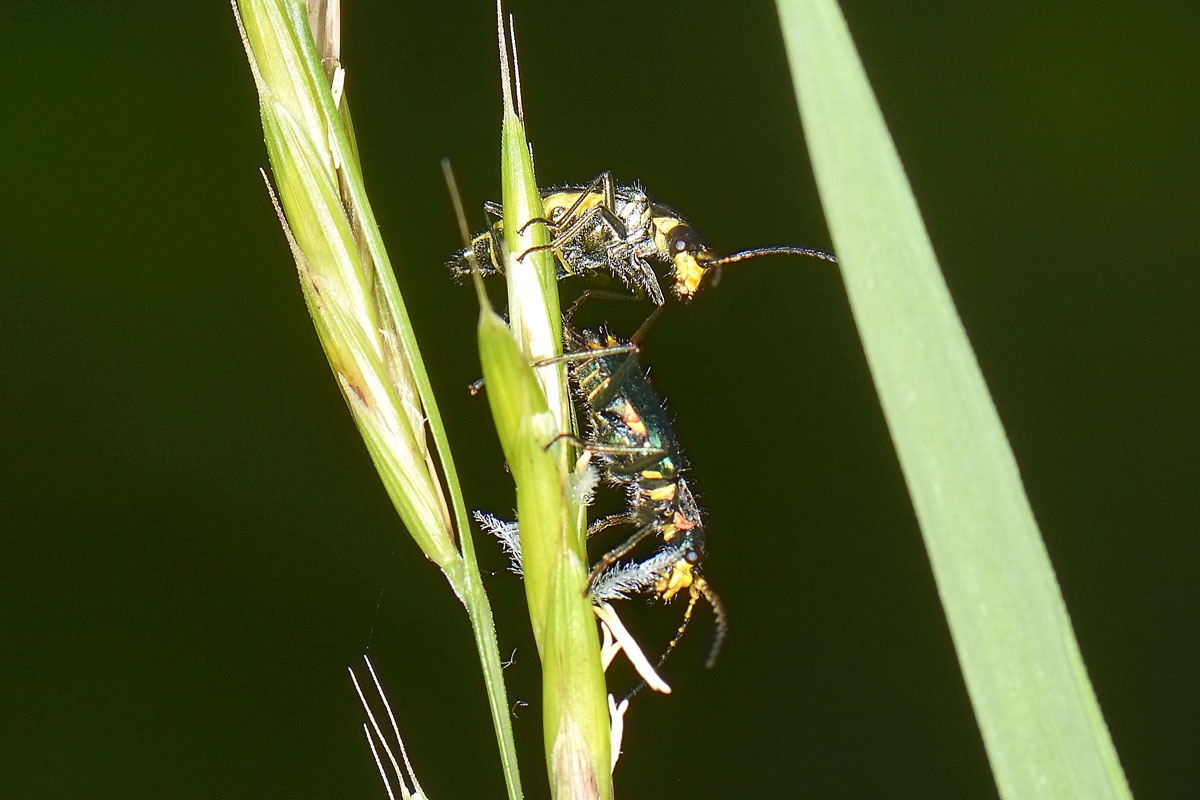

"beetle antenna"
[701,245,837,268]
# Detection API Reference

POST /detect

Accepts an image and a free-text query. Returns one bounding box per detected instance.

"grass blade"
[776,2,1132,797]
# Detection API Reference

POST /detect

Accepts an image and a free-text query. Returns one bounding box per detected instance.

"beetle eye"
[669,225,701,255]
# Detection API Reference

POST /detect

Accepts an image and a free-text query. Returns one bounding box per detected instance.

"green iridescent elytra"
[552,325,725,668]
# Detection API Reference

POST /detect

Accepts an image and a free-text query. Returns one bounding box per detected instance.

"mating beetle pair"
[456,172,832,680]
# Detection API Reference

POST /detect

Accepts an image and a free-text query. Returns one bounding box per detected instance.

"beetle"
[449,171,836,307]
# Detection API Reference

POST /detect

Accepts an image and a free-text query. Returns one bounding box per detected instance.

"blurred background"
[2,1,1196,797]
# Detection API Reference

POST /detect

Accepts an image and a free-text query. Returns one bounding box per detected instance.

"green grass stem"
[471,7,611,797]
[235,2,524,796]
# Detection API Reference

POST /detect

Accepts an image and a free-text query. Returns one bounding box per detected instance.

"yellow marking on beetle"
[620,402,648,438]
[584,375,612,406]
[658,560,695,601]
[471,231,503,271]
[647,484,676,502]
[542,191,605,221]
[579,361,603,383]
[672,253,707,297]
[673,509,697,531]
[651,215,681,245]
[652,215,710,298]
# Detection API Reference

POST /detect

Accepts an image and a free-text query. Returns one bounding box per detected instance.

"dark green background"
[3,1,1195,797]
